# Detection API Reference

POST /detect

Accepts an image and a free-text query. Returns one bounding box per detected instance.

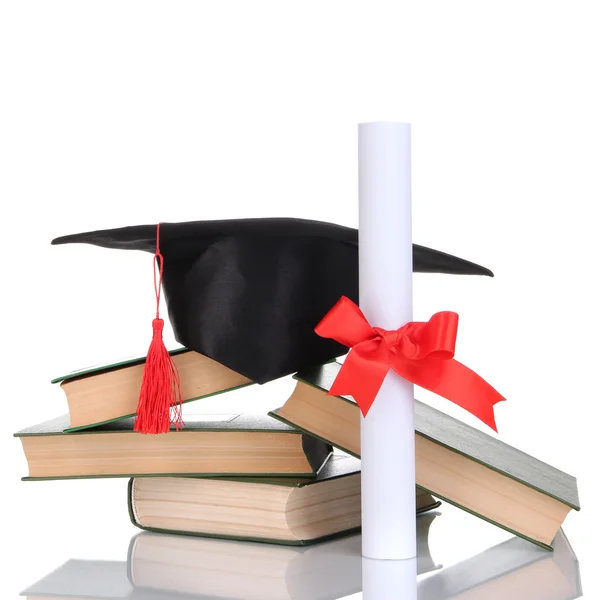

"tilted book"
[15,413,332,480]
[127,454,441,546]
[269,362,580,550]
[52,349,252,431]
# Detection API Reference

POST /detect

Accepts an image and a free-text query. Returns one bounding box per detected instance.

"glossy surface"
[18,502,581,599]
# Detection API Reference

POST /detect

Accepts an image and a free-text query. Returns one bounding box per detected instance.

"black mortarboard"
[52,218,492,385]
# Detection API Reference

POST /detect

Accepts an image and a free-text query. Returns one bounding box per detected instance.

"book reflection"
[21,513,581,600]
[417,527,581,600]
[124,512,440,600]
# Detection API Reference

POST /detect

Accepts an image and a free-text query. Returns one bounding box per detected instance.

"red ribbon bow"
[315,296,504,431]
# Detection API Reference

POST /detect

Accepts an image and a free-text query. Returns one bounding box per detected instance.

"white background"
[1,1,599,597]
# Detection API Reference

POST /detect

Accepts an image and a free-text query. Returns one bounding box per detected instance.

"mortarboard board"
[52,218,492,384]
[52,218,493,432]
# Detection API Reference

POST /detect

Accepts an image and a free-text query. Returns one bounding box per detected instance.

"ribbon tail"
[329,347,389,417]
[394,357,505,431]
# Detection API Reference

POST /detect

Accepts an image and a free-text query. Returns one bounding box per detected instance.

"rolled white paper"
[362,556,418,600]
[358,121,416,559]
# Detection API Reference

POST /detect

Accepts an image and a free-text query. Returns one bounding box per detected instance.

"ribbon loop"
[314,296,504,431]
[315,296,378,348]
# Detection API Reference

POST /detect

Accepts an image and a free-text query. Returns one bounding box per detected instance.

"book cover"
[51,347,190,384]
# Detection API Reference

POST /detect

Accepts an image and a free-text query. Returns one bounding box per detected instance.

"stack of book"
[14,347,439,545]
[16,348,579,549]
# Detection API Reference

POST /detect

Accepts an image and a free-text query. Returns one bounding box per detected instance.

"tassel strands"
[133,223,183,434]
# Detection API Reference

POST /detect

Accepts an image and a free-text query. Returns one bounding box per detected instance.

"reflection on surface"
[418,528,581,600]
[128,512,438,600]
[363,555,417,600]
[21,559,131,599]
[20,511,581,600]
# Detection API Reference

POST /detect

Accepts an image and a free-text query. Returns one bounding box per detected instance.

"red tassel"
[133,224,183,434]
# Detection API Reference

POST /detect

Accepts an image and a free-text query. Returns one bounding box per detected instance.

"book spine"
[127,479,143,530]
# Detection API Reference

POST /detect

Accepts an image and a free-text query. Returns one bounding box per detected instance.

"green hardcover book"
[127,513,441,600]
[15,413,332,480]
[52,348,253,432]
[127,454,441,546]
[269,362,580,551]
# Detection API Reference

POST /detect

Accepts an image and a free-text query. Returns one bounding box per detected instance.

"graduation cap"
[52,218,493,433]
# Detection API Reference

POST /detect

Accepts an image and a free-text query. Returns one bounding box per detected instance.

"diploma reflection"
[363,555,418,600]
